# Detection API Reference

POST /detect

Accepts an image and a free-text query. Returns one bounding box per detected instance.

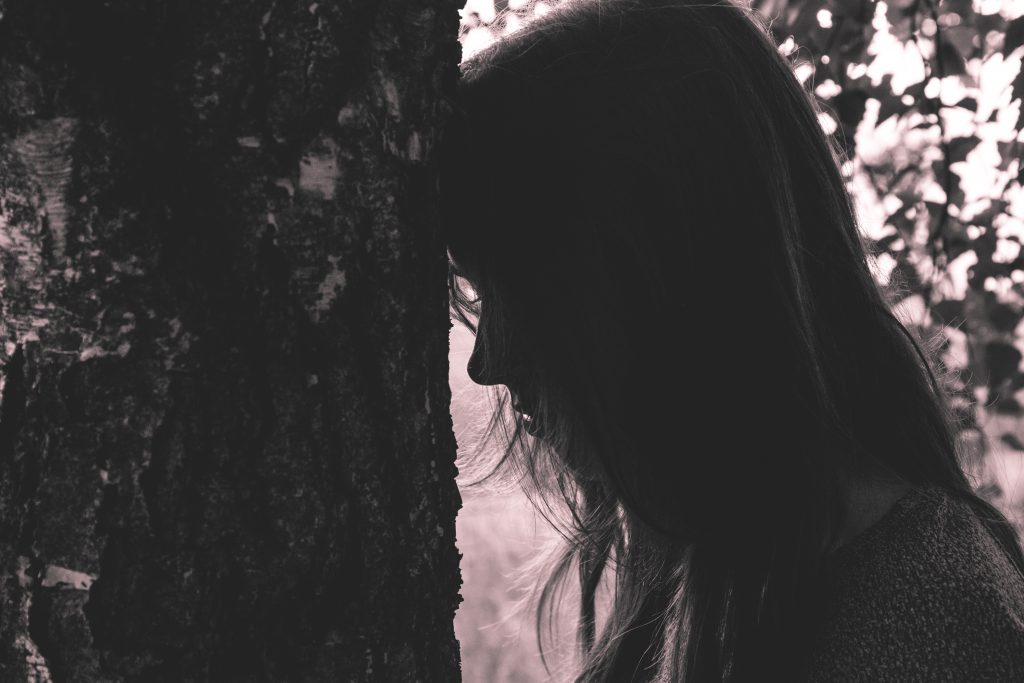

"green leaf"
[985,341,1022,387]
[1012,67,1024,105]
[953,97,978,111]
[888,14,914,43]
[1009,371,1024,392]
[941,0,974,19]
[833,88,870,131]
[997,140,1019,161]
[970,198,1009,230]
[886,0,917,16]
[942,26,978,63]
[875,231,906,251]
[1000,433,1024,450]
[992,396,1022,416]
[831,0,869,17]
[937,36,967,76]
[877,93,906,125]
[783,2,823,44]
[1005,16,1024,55]
[838,22,870,60]
[989,302,1021,333]
[945,236,972,261]
[931,298,966,326]
[1011,68,1024,132]
[902,79,927,102]
[888,208,916,236]
[946,135,980,165]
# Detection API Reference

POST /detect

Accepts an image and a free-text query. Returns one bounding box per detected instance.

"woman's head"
[444,0,901,540]
[439,0,1022,679]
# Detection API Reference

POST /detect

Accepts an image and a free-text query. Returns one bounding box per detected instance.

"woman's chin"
[522,414,543,438]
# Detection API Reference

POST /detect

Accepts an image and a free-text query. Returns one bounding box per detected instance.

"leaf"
[1012,67,1024,106]
[886,0,917,15]
[902,79,927,103]
[992,396,1022,416]
[784,2,822,42]
[942,26,978,63]
[876,93,906,125]
[888,15,914,43]
[985,341,1022,387]
[931,298,966,326]
[989,301,1021,333]
[837,21,870,61]
[876,231,906,251]
[1011,68,1024,132]
[833,88,870,131]
[831,0,869,18]
[1005,16,1024,55]
[924,200,948,238]
[941,0,974,19]
[945,236,972,261]
[946,135,980,165]
[940,216,969,241]
[1000,433,1024,450]
[970,198,1009,230]
[953,97,978,111]
[995,141,1019,172]
[937,36,967,76]
[887,208,916,236]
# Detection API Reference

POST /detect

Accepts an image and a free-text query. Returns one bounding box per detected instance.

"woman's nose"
[467,334,498,386]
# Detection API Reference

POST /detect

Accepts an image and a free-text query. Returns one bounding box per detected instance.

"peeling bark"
[0,0,464,681]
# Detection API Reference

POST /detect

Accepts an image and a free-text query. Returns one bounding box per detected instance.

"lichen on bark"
[0,0,466,680]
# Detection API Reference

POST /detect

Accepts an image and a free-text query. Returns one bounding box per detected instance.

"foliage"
[767,0,1024,453]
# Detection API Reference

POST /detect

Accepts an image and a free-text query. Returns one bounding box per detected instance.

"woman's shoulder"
[804,483,1024,681]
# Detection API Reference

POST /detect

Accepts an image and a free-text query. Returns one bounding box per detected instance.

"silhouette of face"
[448,252,491,383]
[465,300,544,437]
[451,250,544,436]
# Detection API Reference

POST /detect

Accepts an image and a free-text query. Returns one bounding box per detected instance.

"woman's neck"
[829,467,914,552]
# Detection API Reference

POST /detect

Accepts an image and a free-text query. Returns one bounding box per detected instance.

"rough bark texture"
[0,0,464,680]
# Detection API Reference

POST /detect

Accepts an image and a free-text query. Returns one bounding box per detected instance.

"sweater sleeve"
[803,484,1024,682]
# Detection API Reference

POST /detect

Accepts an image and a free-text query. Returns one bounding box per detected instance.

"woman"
[439,0,1024,680]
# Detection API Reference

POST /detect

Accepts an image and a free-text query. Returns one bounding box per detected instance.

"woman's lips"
[511,391,543,436]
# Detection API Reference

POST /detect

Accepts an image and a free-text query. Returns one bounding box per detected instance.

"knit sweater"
[803,483,1024,681]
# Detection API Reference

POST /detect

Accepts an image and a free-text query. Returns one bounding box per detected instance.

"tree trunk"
[0,1,463,680]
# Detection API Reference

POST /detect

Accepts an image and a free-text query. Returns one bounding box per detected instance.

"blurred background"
[450,0,1024,681]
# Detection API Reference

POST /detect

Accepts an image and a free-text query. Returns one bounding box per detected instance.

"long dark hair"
[439,0,1024,680]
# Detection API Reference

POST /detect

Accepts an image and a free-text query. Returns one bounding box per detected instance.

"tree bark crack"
[11,118,77,264]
